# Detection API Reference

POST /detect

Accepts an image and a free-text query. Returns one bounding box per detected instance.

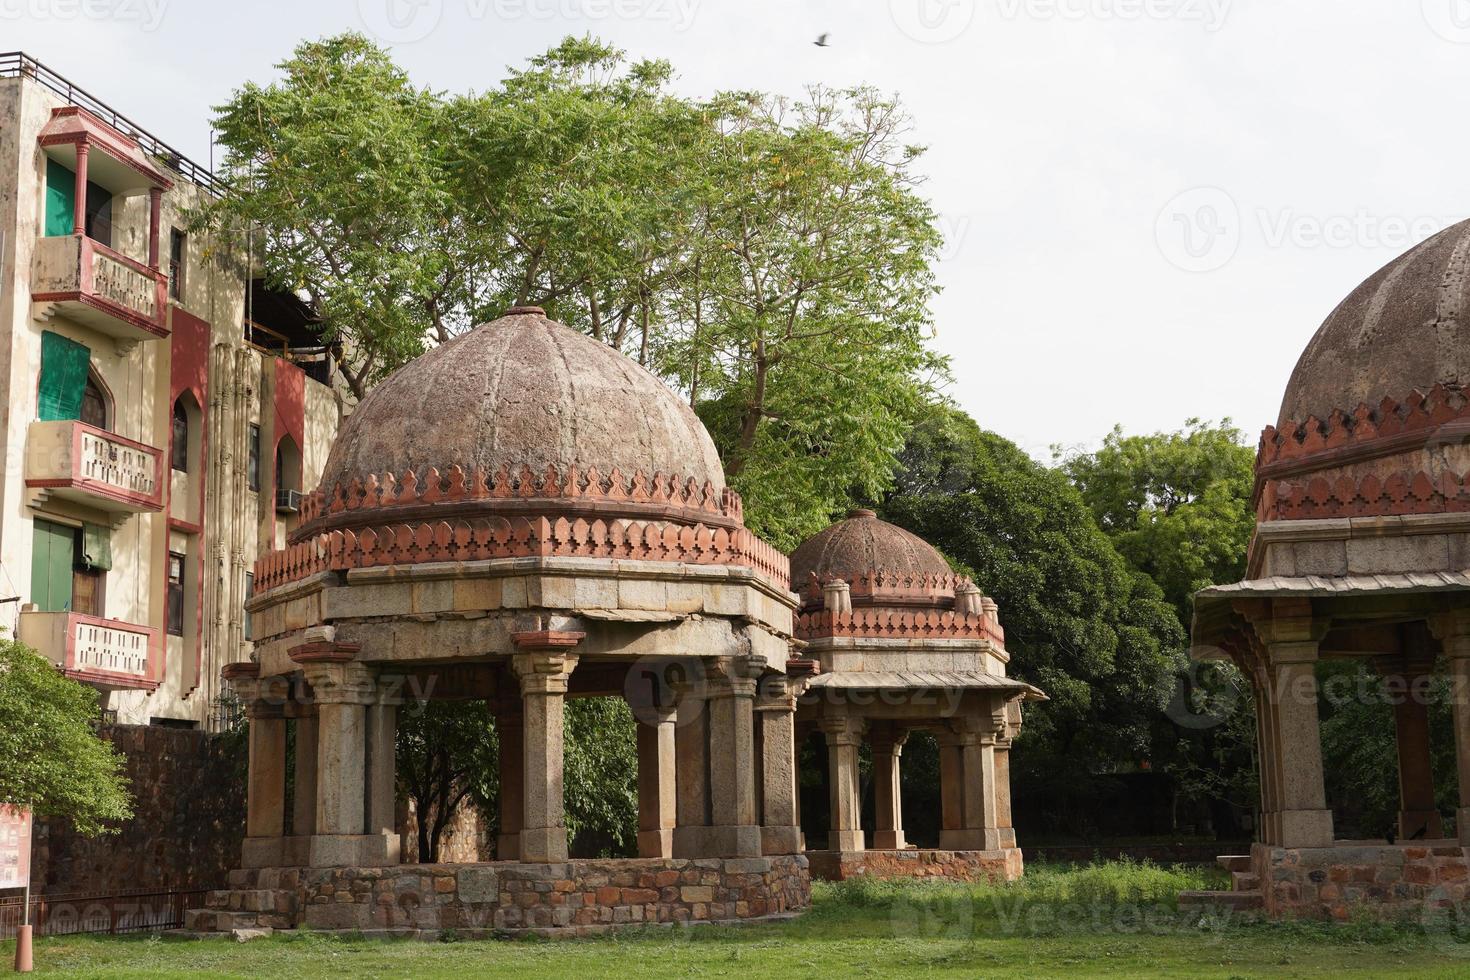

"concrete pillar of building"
[1266,639,1333,848]
[672,678,711,858]
[821,713,866,852]
[703,658,763,858]
[870,727,909,851]
[510,633,582,864]
[755,675,801,855]
[72,142,88,236]
[147,186,162,270]
[1433,611,1470,845]
[636,705,678,859]
[492,695,524,860]
[291,712,319,839]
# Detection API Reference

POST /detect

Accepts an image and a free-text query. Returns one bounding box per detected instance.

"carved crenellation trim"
[1257,383,1470,476]
[295,464,743,533]
[253,515,791,594]
[794,607,1006,645]
[1258,467,1470,521]
[797,570,974,607]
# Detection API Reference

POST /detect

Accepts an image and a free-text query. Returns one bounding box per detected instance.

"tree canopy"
[208,33,946,549]
[1058,419,1256,630]
[881,405,1185,801]
[0,638,131,836]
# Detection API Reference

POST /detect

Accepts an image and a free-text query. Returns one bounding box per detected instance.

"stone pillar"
[870,727,908,851]
[510,631,583,864]
[492,695,524,860]
[821,714,865,852]
[292,712,319,839]
[704,658,763,858]
[755,675,801,855]
[366,693,398,846]
[957,714,1003,851]
[301,660,379,867]
[1379,643,1443,840]
[1433,611,1470,845]
[241,692,288,868]
[672,682,711,858]
[937,730,964,847]
[1265,639,1333,848]
[72,142,88,236]
[636,705,677,858]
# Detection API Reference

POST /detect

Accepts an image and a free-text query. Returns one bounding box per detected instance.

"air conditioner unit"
[275,489,303,514]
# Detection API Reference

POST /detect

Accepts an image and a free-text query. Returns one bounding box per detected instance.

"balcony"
[31,235,167,345]
[25,419,164,515]
[19,610,160,691]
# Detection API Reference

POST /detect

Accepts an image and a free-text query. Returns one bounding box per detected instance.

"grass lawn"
[7,861,1470,978]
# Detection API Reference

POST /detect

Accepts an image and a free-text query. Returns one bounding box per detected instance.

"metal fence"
[0,888,208,939]
[0,51,224,195]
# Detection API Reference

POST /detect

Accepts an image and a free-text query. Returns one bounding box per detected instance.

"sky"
[7,0,1469,457]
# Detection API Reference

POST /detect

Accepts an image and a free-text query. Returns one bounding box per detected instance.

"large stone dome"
[790,509,953,587]
[317,307,724,498]
[1278,218,1470,427]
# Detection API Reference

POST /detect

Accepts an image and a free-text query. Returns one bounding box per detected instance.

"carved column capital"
[819,713,867,746]
[510,652,580,696]
[302,661,377,705]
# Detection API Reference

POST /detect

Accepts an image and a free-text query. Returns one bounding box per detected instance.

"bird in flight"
[814,33,831,47]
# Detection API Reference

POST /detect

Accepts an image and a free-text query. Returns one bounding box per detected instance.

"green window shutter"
[30,519,75,613]
[81,523,112,571]
[44,159,75,237]
[38,331,91,422]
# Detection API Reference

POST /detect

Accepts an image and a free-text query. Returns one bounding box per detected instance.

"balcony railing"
[25,419,164,514]
[31,235,168,344]
[18,611,160,691]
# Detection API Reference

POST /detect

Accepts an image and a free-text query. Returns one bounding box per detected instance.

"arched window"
[171,398,189,472]
[80,374,108,430]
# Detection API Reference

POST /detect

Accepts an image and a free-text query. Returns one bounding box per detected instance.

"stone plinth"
[187,856,810,938]
[1252,841,1470,920]
[806,848,1023,883]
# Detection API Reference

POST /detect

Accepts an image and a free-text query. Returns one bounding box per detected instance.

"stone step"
[1178,889,1263,911]
[1231,871,1260,892]
[1216,854,1252,874]
[184,909,261,933]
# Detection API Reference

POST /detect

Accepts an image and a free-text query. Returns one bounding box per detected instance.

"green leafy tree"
[208,34,946,549]
[881,405,1184,837]
[564,698,638,857]
[395,699,499,861]
[0,638,131,836]
[1059,419,1256,628]
[1059,420,1259,837]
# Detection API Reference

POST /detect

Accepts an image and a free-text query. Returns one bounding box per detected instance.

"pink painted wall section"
[272,358,305,454]
[169,308,210,695]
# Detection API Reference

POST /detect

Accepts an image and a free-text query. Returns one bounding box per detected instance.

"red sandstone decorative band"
[794,608,1005,644]
[796,571,977,604]
[296,464,744,534]
[1257,383,1470,477]
[1258,468,1470,521]
[254,515,791,594]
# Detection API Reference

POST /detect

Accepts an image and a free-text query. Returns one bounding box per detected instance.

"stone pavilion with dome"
[186,306,1040,936]
[1189,219,1470,919]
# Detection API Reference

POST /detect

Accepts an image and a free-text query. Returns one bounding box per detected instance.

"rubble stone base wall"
[214,855,809,937]
[807,848,1023,882]
[1256,841,1470,920]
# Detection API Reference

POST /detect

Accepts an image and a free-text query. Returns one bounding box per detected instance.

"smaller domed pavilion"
[1192,218,1470,919]
[790,509,1044,881]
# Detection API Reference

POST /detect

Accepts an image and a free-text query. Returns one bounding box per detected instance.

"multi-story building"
[0,53,342,729]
